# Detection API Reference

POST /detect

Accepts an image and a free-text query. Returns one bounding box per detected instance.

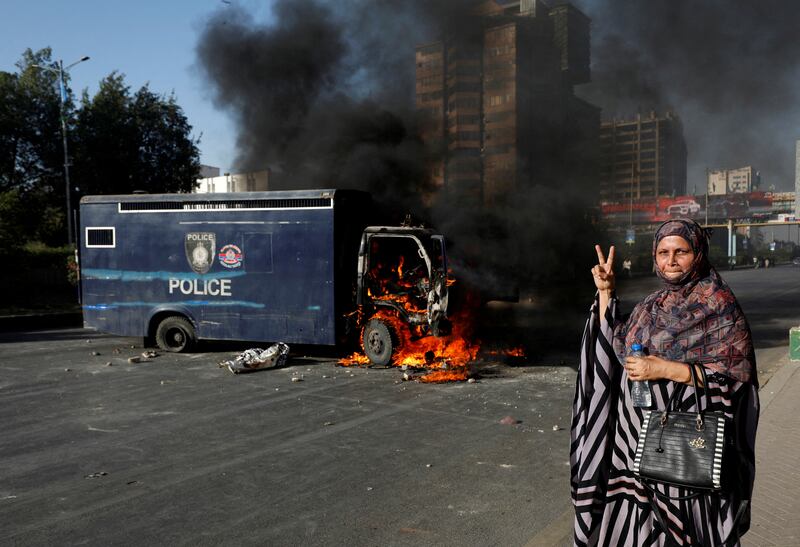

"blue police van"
[79,189,449,364]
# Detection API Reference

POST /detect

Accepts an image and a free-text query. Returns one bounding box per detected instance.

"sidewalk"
[744,348,800,546]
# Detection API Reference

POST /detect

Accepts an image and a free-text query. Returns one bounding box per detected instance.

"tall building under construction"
[415,0,599,204]
[598,111,687,201]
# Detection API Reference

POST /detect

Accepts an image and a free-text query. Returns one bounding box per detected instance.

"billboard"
[600,191,790,225]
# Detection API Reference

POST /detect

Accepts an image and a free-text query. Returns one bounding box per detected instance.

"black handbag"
[632,364,749,546]
[632,364,727,491]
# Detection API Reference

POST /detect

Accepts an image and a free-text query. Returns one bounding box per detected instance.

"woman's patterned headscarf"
[613,218,756,384]
[652,219,710,287]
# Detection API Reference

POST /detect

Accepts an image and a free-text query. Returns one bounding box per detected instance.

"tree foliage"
[0,48,201,249]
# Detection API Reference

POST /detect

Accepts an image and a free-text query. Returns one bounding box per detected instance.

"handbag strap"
[661,362,710,427]
[644,485,749,546]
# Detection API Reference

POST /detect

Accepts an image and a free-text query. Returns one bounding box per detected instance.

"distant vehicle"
[792,257,800,266]
[667,200,701,216]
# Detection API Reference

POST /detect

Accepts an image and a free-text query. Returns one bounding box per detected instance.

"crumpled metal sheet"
[220,343,290,374]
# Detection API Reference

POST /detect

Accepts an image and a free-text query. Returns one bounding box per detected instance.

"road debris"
[84,472,108,479]
[127,357,141,364]
[105,362,113,367]
[141,350,158,359]
[91,351,100,356]
[219,343,290,374]
[291,376,303,383]
[499,416,520,425]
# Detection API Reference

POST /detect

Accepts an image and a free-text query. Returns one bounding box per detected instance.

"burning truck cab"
[355,226,450,365]
[78,189,449,366]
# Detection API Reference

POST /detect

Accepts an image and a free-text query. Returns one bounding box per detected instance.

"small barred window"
[85,227,115,248]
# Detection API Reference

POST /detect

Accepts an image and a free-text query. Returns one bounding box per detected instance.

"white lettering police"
[168,278,232,297]
[186,233,214,242]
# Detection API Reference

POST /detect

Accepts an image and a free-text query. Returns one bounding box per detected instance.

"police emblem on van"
[185,232,216,274]
[218,244,243,268]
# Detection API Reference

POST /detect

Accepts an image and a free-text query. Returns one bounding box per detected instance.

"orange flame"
[485,346,526,358]
[420,368,469,383]
[339,352,371,366]
[338,260,482,381]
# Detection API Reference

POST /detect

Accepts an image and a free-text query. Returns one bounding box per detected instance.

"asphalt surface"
[0,265,797,546]
[0,332,574,547]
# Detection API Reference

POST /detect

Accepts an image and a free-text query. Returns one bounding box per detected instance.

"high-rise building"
[415,0,599,204]
[598,111,687,201]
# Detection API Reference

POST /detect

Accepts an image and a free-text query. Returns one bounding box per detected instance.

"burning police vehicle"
[78,189,452,367]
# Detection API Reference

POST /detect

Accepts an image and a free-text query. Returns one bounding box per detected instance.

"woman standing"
[570,219,759,546]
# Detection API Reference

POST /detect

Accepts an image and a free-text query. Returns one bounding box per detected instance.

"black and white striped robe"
[570,295,759,546]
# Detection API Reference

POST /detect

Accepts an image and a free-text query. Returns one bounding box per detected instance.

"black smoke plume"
[196,1,481,213]
[196,0,601,298]
[577,0,800,191]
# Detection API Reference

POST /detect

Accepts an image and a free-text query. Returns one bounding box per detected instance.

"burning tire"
[155,316,196,353]
[362,319,395,366]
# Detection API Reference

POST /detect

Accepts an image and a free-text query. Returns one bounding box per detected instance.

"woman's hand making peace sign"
[591,244,616,292]
[592,245,616,321]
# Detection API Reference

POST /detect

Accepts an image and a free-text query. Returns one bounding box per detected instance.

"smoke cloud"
[576,0,800,191]
[196,0,479,212]
[196,0,592,294]
[197,0,800,296]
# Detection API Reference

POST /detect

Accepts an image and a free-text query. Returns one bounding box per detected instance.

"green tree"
[0,48,72,247]
[0,49,201,250]
[132,87,201,193]
[73,73,200,196]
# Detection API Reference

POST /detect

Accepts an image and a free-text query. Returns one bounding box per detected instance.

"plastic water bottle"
[629,344,652,408]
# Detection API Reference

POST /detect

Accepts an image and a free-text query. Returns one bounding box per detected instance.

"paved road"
[0,332,574,546]
[1,265,796,546]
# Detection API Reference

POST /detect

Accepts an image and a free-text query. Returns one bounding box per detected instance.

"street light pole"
[32,56,90,246]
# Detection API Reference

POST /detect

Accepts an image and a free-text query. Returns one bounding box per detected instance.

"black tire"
[155,316,196,353]
[362,319,394,366]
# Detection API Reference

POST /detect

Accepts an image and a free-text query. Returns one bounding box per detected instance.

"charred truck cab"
[356,227,449,365]
[79,189,448,365]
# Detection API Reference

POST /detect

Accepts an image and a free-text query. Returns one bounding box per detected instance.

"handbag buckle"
[695,415,704,431]
[659,412,668,426]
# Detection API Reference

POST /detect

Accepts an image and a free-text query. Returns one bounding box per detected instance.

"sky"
[3,1,799,195]
[0,0,267,173]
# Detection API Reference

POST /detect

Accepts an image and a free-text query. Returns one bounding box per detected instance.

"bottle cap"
[631,343,643,352]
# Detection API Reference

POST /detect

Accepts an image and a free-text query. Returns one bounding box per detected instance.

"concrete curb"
[0,312,82,332]
[756,347,798,413]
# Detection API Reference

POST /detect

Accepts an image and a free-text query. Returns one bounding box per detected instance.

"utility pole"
[32,56,90,246]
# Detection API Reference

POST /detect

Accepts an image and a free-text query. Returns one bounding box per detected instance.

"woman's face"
[655,235,695,280]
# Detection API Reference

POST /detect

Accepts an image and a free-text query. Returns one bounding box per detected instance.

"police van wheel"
[155,316,196,353]
[363,319,394,366]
